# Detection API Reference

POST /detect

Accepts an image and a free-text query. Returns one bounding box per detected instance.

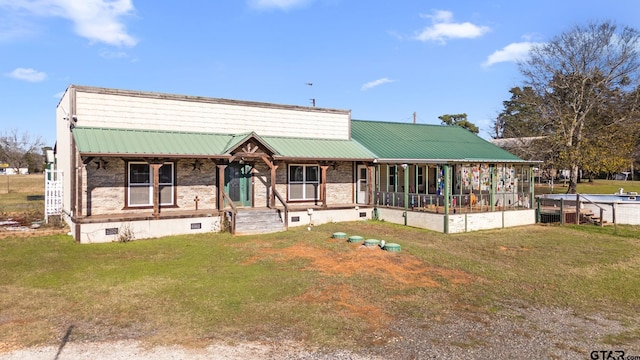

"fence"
[534,195,640,226]
[44,169,63,223]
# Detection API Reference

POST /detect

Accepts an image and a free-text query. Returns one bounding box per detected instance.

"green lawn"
[0,174,45,217]
[535,179,640,195]
[1,221,639,350]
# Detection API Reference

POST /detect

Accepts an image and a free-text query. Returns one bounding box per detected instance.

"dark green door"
[225,164,252,207]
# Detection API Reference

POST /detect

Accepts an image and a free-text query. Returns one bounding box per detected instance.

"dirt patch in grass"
[247,241,474,287]
[245,240,476,331]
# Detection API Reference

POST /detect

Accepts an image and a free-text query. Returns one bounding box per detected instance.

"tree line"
[494,21,640,193]
[441,21,640,194]
[0,129,46,174]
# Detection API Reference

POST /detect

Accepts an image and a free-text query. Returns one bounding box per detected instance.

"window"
[128,162,174,207]
[289,165,319,200]
[388,166,396,191]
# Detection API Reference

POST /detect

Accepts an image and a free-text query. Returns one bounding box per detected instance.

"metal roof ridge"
[72,126,237,137]
[261,134,353,141]
[351,119,448,128]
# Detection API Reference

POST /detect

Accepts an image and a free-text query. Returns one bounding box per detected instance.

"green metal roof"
[72,127,233,156]
[222,132,280,155]
[73,122,525,163]
[263,136,376,160]
[72,127,375,160]
[351,120,525,163]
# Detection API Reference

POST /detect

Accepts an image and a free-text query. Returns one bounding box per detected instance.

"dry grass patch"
[242,236,477,335]
[245,240,474,288]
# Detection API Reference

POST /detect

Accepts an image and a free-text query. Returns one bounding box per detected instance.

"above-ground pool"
[540,193,640,202]
[538,192,640,225]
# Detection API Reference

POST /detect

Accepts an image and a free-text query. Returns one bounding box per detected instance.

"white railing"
[45,169,63,223]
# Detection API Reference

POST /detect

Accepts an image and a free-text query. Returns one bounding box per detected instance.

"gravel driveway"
[2,303,639,360]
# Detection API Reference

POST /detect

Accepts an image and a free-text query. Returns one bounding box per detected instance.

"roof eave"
[274,156,376,162]
[374,158,538,165]
[79,152,232,159]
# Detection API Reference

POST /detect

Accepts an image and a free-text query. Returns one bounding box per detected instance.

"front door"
[356,164,369,204]
[225,163,252,207]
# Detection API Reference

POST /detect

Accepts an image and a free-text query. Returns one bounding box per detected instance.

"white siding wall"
[74,88,351,140]
[55,89,73,222]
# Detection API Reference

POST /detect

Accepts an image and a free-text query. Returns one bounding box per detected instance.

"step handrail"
[272,188,289,230]
[221,191,237,234]
[575,193,605,226]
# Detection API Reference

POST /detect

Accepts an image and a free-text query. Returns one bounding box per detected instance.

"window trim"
[288,164,320,201]
[125,161,176,208]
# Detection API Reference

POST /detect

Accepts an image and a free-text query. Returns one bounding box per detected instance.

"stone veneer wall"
[84,158,219,216]
[272,161,354,206]
[84,158,125,215]
[174,160,217,211]
[325,162,354,204]
[83,158,357,215]
[252,162,271,207]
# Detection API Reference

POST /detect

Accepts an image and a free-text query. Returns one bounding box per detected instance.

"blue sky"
[1,0,639,147]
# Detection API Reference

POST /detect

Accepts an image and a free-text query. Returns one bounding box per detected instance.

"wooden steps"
[234,208,285,235]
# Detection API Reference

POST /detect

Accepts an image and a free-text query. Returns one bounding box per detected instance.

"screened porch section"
[374,163,534,213]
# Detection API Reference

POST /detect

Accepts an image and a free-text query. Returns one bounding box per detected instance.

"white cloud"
[414,10,489,44]
[361,78,394,91]
[248,0,312,11]
[7,67,47,82]
[483,41,541,67]
[0,0,137,47]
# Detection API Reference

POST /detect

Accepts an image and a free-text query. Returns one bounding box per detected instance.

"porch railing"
[374,191,533,213]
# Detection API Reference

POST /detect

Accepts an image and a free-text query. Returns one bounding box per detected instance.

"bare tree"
[519,21,640,193]
[0,129,45,173]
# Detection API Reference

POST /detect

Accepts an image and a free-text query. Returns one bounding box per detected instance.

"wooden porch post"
[529,165,535,208]
[150,163,162,219]
[403,164,409,210]
[367,165,375,205]
[76,161,85,218]
[261,157,278,208]
[425,165,430,194]
[376,164,380,193]
[490,164,496,212]
[320,165,328,207]
[217,164,227,210]
[443,164,450,234]
[414,165,419,194]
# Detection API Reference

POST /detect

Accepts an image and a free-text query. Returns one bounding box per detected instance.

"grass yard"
[535,179,640,195]
[1,221,639,353]
[0,174,45,217]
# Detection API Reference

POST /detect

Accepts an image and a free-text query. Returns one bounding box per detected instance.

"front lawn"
[1,221,639,351]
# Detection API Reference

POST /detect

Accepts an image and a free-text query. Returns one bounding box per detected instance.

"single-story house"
[54,85,536,243]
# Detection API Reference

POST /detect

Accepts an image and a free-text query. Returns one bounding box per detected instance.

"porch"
[368,162,536,233]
